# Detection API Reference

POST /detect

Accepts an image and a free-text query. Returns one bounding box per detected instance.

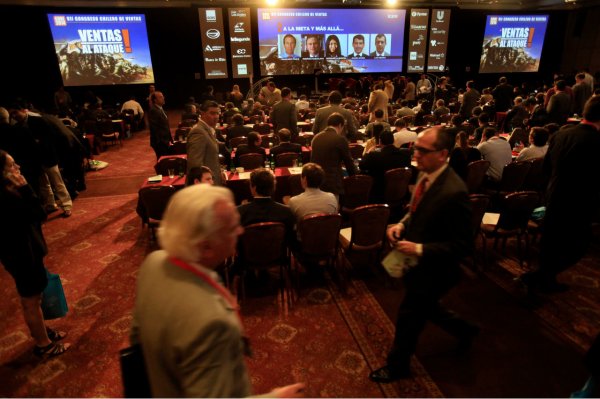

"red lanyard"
[169,257,242,327]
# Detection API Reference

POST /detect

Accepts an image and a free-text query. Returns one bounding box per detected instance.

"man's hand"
[395,240,419,256]
[270,382,305,398]
[5,172,27,188]
[387,223,404,243]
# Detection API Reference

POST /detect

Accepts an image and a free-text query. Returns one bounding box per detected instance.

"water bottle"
[298,153,303,167]
[270,154,276,170]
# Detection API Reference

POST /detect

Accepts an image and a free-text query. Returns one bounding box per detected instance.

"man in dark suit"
[270,129,302,158]
[237,168,295,243]
[369,126,476,383]
[312,91,359,141]
[520,96,600,294]
[226,114,253,147]
[359,131,411,203]
[347,34,369,58]
[148,91,172,159]
[546,80,572,125]
[310,113,357,199]
[459,80,480,119]
[234,132,266,167]
[492,76,514,112]
[270,87,298,141]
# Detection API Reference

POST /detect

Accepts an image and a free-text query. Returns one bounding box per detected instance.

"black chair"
[154,157,187,176]
[275,152,300,167]
[236,222,289,303]
[138,185,177,240]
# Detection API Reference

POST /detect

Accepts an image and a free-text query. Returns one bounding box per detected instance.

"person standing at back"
[148,91,172,160]
[270,87,298,141]
[520,96,600,294]
[187,101,223,186]
[310,113,357,201]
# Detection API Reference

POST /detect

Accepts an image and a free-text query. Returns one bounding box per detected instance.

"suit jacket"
[237,197,296,243]
[459,89,480,118]
[370,51,390,57]
[347,52,369,58]
[186,120,222,185]
[312,104,359,140]
[131,251,251,398]
[367,90,389,122]
[148,105,172,150]
[546,92,572,125]
[359,145,411,203]
[270,142,302,157]
[226,125,253,146]
[492,83,514,112]
[270,100,298,139]
[311,127,357,195]
[400,167,472,292]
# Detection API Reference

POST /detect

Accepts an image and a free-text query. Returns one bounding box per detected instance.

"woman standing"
[0,150,69,358]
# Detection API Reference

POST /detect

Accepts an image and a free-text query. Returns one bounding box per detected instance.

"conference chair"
[229,136,248,149]
[340,175,373,219]
[238,153,265,170]
[154,157,187,176]
[138,185,177,241]
[480,191,540,268]
[468,194,491,269]
[236,222,289,304]
[466,160,491,194]
[384,167,412,220]
[349,143,365,160]
[339,204,390,274]
[292,213,343,295]
[275,152,300,167]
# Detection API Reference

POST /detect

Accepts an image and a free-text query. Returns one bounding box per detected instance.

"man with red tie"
[369,126,477,383]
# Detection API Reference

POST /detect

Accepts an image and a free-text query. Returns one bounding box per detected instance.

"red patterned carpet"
[0,123,442,397]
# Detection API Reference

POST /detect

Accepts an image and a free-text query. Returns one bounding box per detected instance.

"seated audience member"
[295,95,310,112]
[358,104,370,126]
[395,100,416,118]
[359,131,411,203]
[392,118,417,148]
[185,166,214,186]
[480,87,493,105]
[234,132,266,166]
[364,109,391,139]
[363,124,385,155]
[449,131,482,180]
[222,102,240,126]
[477,127,512,182]
[288,163,338,220]
[473,112,493,142]
[248,102,266,124]
[271,129,302,157]
[467,106,483,126]
[413,100,432,127]
[227,114,253,147]
[121,95,144,120]
[504,96,529,131]
[432,99,450,122]
[237,168,295,241]
[516,127,550,161]
[450,114,464,128]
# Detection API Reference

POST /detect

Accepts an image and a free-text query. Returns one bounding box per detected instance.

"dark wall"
[0,5,572,111]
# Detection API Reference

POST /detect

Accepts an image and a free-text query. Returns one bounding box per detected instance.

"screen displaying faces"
[47,14,155,86]
[258,8,406,76]
[480,15,549,73]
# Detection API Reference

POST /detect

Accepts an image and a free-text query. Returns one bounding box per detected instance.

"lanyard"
[169,256,253,358]
[169,257,242,326]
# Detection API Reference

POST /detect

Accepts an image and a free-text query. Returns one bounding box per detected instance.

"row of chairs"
[235,204,391,302]
[466,157,545,196]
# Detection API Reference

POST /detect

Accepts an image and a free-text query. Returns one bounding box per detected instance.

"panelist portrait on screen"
[301,34,324,58]
[370,33,390,57]
[279,34,300,59]
[347,34,370,58]
[325,34,344,58]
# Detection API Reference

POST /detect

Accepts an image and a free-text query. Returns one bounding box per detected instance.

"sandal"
[33,342,70,358]
[46,327,67,342]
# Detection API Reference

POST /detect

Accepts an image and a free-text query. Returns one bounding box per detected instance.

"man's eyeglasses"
[413,145,441,154]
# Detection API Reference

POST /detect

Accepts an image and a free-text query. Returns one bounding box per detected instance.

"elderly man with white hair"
[130,184,304,398]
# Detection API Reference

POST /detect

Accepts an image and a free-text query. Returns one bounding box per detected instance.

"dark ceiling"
[0,0,599,9]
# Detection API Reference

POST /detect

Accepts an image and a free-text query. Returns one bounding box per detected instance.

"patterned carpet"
[0,124,442,397]
[481,240,600,353]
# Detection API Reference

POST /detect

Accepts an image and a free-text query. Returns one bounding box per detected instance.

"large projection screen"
[479,15,549,73]
[47,14,155,86]
[258,8,406,76]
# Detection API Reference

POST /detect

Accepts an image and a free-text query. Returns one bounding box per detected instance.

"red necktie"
[411,177,429,213]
